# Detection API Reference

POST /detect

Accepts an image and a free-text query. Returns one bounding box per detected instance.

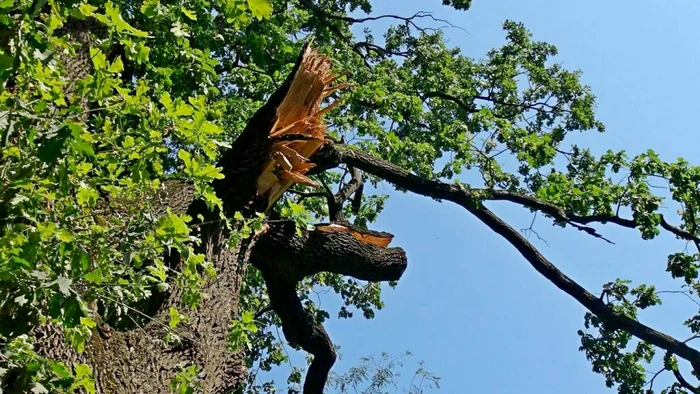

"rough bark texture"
[34,221,253,393]
[250,221,406,393]
[31,37,408,394]
[36,223,250,393]
[27,12,700,393]
[28,39,295,392]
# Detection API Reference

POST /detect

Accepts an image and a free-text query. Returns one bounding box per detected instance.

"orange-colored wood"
[315,224,394,248]
[256,45,349,210]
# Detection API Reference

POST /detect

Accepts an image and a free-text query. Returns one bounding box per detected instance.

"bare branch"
[249,220,407,393]
[298,1,464,34]
[312,143,700,372]
[484,190,699,244]
[328,166,363,221]
[672,366,700,394]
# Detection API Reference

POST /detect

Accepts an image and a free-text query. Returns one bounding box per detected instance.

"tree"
[1,0,698,393]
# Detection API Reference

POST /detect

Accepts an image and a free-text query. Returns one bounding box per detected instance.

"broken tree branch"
[213,44,401,394]
[672,366,700,394]
[252,221,406,282]
[215,41,347,214]
[249,220,407,393]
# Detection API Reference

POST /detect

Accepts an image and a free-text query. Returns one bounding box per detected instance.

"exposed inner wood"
[315,223,394,248]
[24,34,403,393]
[257,46,348,210]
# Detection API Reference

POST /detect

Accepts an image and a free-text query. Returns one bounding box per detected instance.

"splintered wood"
[256,45,348,210]
[315,223,394,248]
[255,45,393,249]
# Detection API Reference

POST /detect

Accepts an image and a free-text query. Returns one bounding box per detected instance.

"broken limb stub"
[315,222,394,248]
[30,43,405,394]
[250,221,407,394]
[256,44,348,211]
[240,44,408,393]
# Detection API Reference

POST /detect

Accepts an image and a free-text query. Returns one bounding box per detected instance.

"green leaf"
[170,21,189,38]
[140,0,160,17]
[0,52,13,71]
[83,271,104,284]
[161,92,173,110]
[136,43,150,63]
[200,121,223,135]
[196,164,224,180]
[169,307,182,328]
[89,48,107,70]
[74,363,92,379]
[51,362,72,379]
[57,229,74,242]
[80,317,97,328]
[241,310,255,324]
[174,102,194,117]
[0,0,14,9]
[178,149,192,167]
[182,8,197,20]
[76,186,99,207]
[105,1,149,37]
[70,126,95,157]
[75,162,93,175]
[122,135,135,148]
[37,222,56,240]
[47,13,63,31]
[442,0,472,10]
[247,0,273,20]
[78,3,97,16]
[169,214,189,234]
[148,262,167,282]
[109,56,124,73]
[139,0,160,18]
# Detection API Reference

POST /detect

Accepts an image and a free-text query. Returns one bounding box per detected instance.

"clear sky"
[263,1,700,392]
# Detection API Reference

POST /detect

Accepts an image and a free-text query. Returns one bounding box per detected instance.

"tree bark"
[250,221,406,394]
[26,12,700,393]
[31,43,408,394]
[311,142,700,374]
[35,225,250,393]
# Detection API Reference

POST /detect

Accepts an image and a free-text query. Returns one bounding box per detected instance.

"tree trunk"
[35,224,249,393]
[32,42,408,393]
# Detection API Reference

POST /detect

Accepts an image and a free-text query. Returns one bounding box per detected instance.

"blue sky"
[263,1,700,392]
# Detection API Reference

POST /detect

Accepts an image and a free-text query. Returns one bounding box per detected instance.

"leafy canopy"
[1,0,699,393]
